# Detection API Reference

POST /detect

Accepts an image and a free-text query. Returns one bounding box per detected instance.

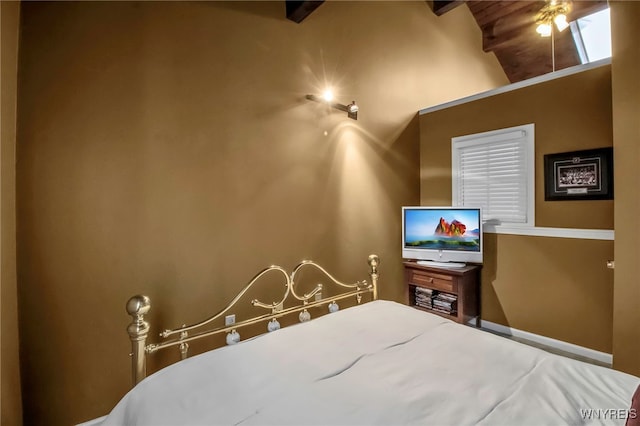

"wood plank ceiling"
[436,1,609,83]
[285,1,609,83]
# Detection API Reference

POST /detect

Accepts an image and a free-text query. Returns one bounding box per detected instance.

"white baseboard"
[479,319,613,366]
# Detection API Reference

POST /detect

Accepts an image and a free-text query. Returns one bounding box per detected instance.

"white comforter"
[102,300,639,425]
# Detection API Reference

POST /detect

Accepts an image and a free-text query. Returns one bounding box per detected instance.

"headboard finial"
[367,254,379,272]
[127,295,151,317]
[127,295,151,387]
[367,254,379,300]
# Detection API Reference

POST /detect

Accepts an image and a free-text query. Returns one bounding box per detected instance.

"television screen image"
[402,207,483,266]
[404,209,480,251]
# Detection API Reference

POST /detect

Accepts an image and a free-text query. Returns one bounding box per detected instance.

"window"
[571,7,612,64]
[452,124,535,228]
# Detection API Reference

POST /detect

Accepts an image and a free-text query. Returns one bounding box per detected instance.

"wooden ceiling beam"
[285,1,324,23]
[468,1,522,23]
[432,1,465,16]
[467,1,540,27]
[483,25,531,52]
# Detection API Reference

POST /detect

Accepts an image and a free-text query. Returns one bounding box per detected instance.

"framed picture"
[544,147,613,201]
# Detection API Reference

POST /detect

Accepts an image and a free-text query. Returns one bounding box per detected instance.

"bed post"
[127,295,151,387]
[368,254,379,300]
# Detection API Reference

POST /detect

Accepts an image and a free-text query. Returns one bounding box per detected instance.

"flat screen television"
[402,206,483,268]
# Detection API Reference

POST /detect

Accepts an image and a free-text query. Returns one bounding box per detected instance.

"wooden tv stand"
[403,261,481,326]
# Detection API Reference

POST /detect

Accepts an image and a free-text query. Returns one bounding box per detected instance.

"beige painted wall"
[1,1,23,425]
[611,1,640,376]
[419,65,616,353]
[15,2,506,424]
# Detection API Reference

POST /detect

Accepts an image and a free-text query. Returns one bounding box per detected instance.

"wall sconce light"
[306,91,358,120]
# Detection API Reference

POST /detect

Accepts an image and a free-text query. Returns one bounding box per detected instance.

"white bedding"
[102,300,639,425]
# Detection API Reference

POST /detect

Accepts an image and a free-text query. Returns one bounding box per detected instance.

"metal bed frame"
[126,254,380,387]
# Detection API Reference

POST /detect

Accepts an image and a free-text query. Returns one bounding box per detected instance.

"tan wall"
[15,2,506,424]
[482,234,613,352]
[1,1,23,425]
[611,1,640,376]
[420,65,615,353]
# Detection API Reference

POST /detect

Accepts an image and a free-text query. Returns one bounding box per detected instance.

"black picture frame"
[544,147,613,201]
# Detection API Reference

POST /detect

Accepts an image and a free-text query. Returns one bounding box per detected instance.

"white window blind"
[452,124,535,227]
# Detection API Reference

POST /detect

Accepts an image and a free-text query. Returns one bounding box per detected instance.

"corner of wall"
[1,0,24,424]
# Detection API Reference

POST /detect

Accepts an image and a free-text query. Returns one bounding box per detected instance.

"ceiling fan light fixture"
[536,23,552,37]
[554,14,569,32]
[535,0,571,37]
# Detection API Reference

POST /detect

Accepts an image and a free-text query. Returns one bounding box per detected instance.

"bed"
[101,254,640,425]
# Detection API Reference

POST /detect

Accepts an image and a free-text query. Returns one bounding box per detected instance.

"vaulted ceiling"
[286,0,609,83]
[437,1,609,82]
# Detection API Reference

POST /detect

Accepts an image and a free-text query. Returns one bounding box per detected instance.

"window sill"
[484,224,614,240]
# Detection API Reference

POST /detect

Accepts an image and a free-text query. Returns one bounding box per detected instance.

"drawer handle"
[427,277,433,283]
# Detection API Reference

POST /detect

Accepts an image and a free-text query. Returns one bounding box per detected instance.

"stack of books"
[432,292,457,315]
[414,287,433,309]
[414,287,458,315]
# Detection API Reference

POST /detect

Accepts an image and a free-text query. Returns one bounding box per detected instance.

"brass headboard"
[126,254,380,387]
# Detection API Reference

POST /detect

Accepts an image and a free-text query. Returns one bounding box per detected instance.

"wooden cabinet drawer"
[408,270,456,293]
